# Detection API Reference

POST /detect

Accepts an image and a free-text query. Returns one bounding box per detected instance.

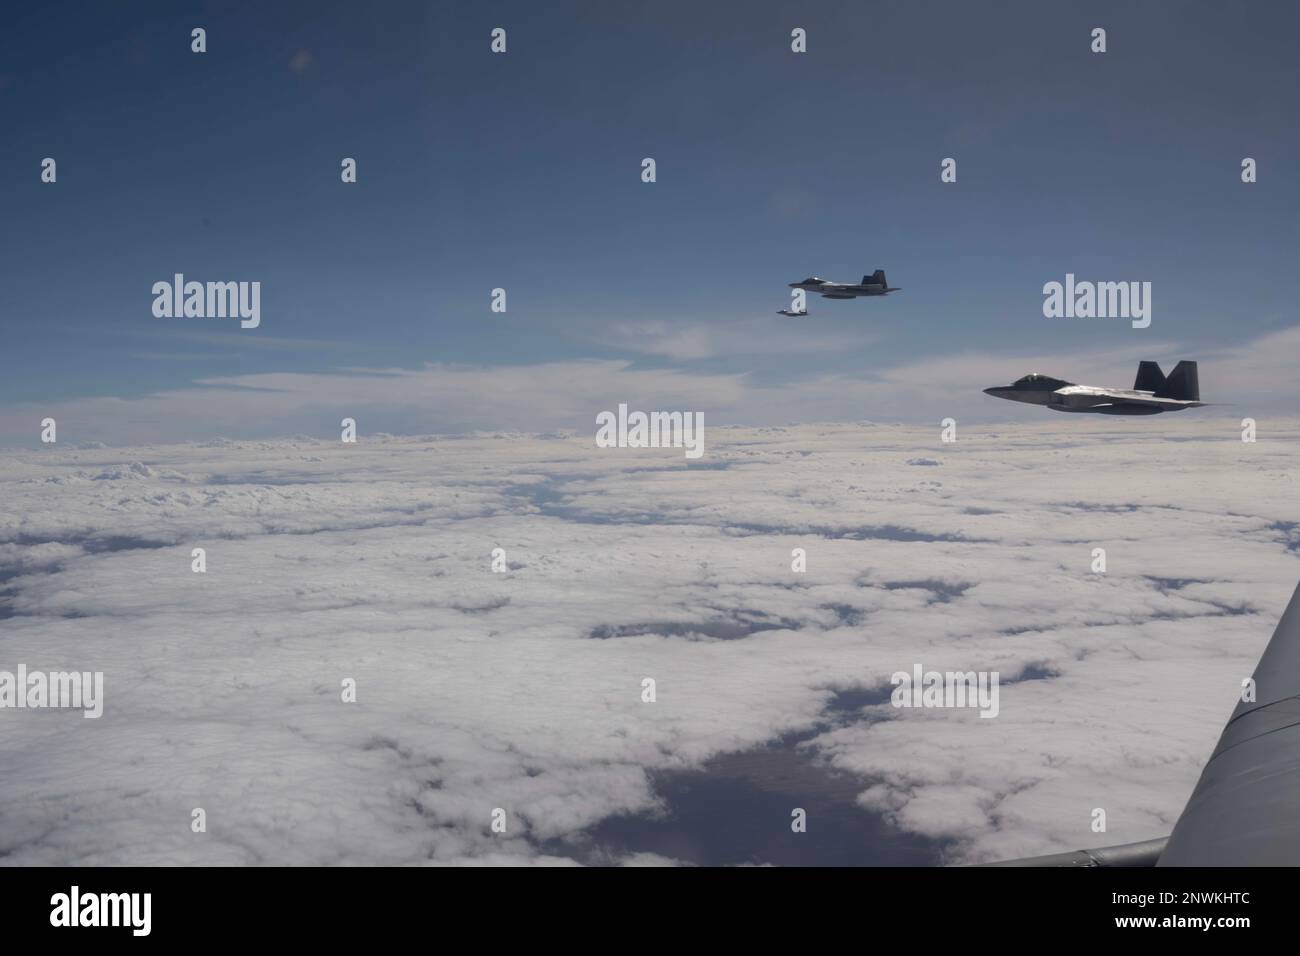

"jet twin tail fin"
[1133,361,1166,393]
[1153,360,1199,401]
[863,270,888,287]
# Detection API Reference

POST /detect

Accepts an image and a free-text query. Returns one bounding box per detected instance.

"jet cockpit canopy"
[1013,373,1066,388]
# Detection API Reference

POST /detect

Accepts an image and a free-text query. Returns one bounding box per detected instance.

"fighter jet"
[983,360,1203,415]
[789,269,900,299]
[776,308,808,317]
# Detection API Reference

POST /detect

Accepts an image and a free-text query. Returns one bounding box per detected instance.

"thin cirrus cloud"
[3,322,1298,447]
[587,317,880,361]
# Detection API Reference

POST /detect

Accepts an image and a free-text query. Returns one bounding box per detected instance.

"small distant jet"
[776,308,808,317]
[983,360,1204,415]
[789,269,900,299]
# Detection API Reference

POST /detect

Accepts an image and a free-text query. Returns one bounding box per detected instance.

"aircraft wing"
[1098,391,1199,409]
[1158,580,1300,864]
[979,579,1300,866]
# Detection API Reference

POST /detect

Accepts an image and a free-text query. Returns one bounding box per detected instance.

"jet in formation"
[983,360,1203,415]
[789,269,900,299]
[776,308,808,317]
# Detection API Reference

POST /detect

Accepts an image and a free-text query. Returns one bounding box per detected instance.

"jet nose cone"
[982,387,997,395]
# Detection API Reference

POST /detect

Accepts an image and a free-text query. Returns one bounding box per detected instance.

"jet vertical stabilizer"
[1153,360,1199,402]
[1133,361,1166,393]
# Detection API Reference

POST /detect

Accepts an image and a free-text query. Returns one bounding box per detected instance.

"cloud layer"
[1,419,1297,864]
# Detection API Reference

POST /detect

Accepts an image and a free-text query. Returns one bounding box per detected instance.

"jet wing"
[981,838,1167,868]
[980,579,1300,866]
[1093,391,1202,410]
[1158,580,1300,864]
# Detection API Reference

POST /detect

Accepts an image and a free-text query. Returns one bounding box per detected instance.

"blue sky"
[2,0,1298,439]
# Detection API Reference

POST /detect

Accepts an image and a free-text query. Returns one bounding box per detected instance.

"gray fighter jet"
[789,269,900,299]
[776,308,808,317]
[986,577,1300,866]
[983,361,1203,415]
